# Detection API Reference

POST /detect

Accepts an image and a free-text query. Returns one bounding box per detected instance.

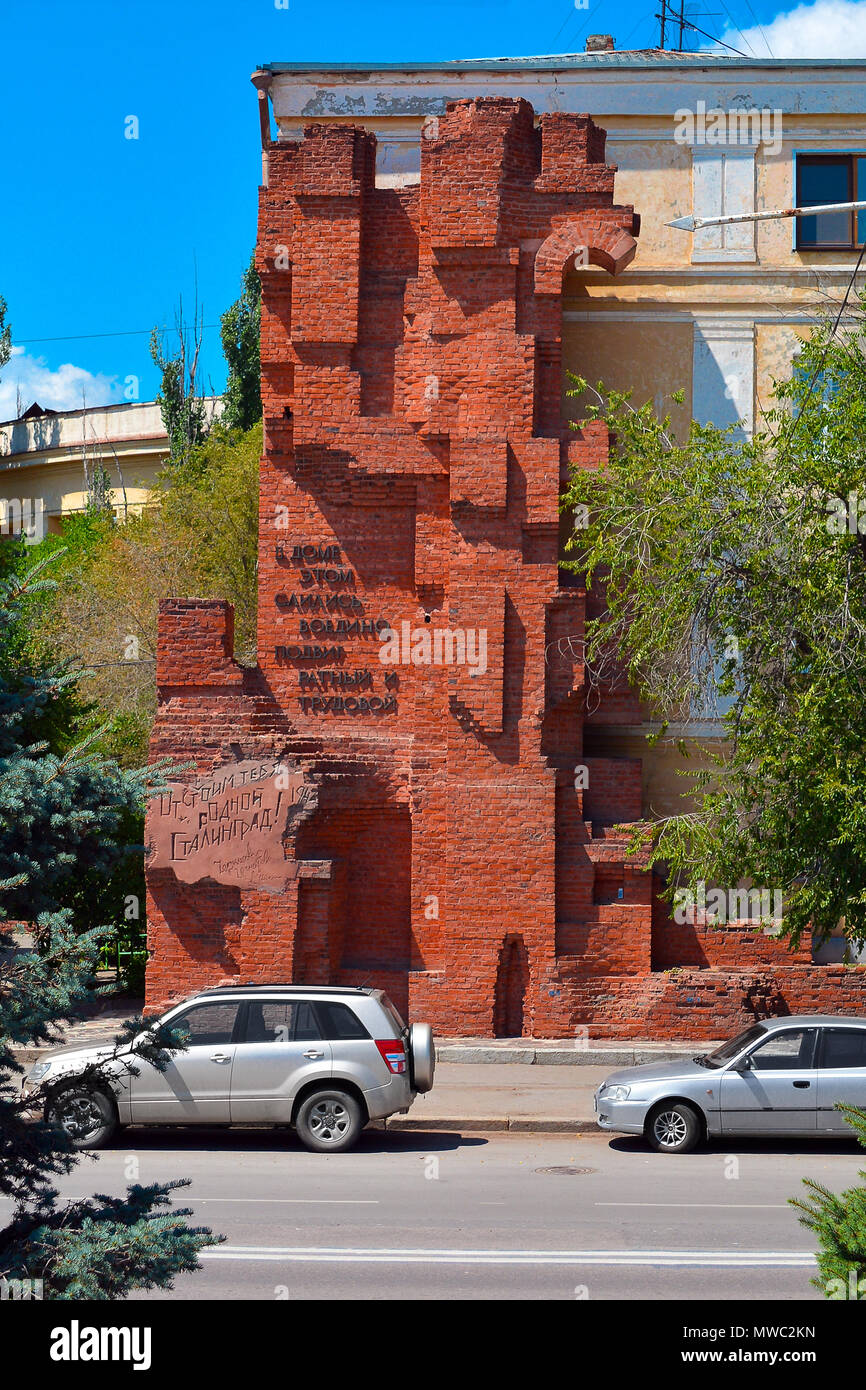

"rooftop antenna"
[657,0,722,51]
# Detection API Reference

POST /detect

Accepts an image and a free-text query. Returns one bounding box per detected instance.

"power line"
[15,324,221,346]
[551,0,581,44]
[740,0,774,57]
[620,12,657,47]
[551,0,606,53]
[716,0,758,56]
[783,239,866,448]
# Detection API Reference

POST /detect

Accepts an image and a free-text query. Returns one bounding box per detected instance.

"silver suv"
[22,985,435,1154]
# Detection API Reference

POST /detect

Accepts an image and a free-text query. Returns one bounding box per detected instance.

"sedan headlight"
[26,1062,52,1084]
[601,1084,631,1102]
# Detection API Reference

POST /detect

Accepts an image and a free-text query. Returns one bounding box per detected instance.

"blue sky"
[1,0,864,418]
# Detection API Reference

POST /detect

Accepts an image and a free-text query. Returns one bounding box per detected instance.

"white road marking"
[200,1245,817,1267]
[595,1202,789,1209]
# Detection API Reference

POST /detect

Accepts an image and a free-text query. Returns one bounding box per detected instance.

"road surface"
[8,1125,858,1301]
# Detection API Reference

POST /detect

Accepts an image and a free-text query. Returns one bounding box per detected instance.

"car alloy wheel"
[653,1108,689,1149]
[54,1090,109,1143]
[295,1087,363,1153]
[308,1098,351,1145]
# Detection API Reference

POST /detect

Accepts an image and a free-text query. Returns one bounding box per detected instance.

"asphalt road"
[9,1125,862,1301]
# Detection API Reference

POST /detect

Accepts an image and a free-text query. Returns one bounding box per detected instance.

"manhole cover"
[533,1166,596,1175]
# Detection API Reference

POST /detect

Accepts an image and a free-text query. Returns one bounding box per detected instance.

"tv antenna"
[657,0,725,52]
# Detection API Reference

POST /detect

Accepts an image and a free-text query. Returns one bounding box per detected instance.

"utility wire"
[782,239,866,449]
[739,0,774,57]
[16,324,220,346]
[551,0,581,44]
[716,0,758,56]
[552,0,606,52]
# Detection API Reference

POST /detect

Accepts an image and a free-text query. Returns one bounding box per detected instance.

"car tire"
[408,1022,435,1093]
[646,1101,702,1154]
[295,1089,363,1153]
[46,1084,117,1150]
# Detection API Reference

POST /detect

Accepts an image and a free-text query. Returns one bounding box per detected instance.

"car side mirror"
[133,1029,156,1051]
[735,1054,753,1072]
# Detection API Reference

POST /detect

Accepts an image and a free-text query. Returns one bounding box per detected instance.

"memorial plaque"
[145,758,313,892]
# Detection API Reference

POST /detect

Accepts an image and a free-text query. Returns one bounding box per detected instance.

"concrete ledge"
[385,1116,509,1131]
[14,1037,713,1069]
[435,1043,705,1066]
[435,1047,537,1065]
[14,1050,43,1067]
[506,1117,596,1133]
[384,1115,598,1133]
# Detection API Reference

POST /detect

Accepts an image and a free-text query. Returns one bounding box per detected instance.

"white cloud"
[0,346,122,421]
[720,0,866,58]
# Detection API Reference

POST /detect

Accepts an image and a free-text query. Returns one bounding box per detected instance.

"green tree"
[0,552,218,1297]
[0,295,11,375]
[220,255,261,432]
[30,423,261,768]
[792,1104,866,1298]
[562,290,866,951]
[150,297,209,467]
[0,528,144,961]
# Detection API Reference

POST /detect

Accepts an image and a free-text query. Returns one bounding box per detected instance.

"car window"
[748,1029,816,1070]
[377,993,406,1035]
[706,1024,766,1065]
[315,1001,370,1041]
[819,1029,866,1069]
[243,1001,322,1044]
[173,1002,240,1047]
[294,1001,321,1041]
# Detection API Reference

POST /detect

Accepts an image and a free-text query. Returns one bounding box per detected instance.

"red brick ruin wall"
[144,97,866,1037]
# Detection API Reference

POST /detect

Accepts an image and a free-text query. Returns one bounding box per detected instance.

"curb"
[14,1050,44,1067]
[13,1042,713,1069]
[435,1045,709,1066]
[384,1115,597,1133]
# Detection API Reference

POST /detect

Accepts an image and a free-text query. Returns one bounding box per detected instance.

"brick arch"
[534,220,638,294]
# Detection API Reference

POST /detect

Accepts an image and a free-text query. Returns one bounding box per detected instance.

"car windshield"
[703,1024,767,1067]
[138,1006,187,1039]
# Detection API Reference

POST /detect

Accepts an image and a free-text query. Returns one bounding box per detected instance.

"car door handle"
[303,1049,325,1059]
[210,1053,231,1064]
[793,1080,811,1088]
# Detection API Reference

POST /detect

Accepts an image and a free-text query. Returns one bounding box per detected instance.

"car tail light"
[375,1039,407,1074]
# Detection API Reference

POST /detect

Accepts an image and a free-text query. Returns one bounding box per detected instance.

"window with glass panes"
[796,154,866,250]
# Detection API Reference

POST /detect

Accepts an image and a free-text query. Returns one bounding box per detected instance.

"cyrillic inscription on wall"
[145,758,313,892]
[273,540,399,713]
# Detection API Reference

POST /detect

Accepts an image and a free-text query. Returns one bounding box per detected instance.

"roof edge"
[260,55,866,74]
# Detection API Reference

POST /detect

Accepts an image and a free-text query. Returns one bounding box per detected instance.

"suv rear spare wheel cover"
[409,1022,435,1092]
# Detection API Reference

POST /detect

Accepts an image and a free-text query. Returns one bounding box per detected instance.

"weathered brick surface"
[144,97,866,1037]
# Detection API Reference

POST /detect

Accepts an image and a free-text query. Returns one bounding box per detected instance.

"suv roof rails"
[197,983,373,996]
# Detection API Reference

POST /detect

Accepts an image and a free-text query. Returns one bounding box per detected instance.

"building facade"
[143,50,866,1037]
[0,397,221,539]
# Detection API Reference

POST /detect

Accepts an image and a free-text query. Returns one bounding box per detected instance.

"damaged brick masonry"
[144,95,865,1037]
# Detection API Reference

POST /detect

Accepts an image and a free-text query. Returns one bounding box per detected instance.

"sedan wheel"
[295,1089,363,1153]
[647,1102,700,1154]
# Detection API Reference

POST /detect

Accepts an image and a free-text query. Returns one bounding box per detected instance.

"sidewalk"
[11,999,143,1067]
[386,1062,609,1133]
